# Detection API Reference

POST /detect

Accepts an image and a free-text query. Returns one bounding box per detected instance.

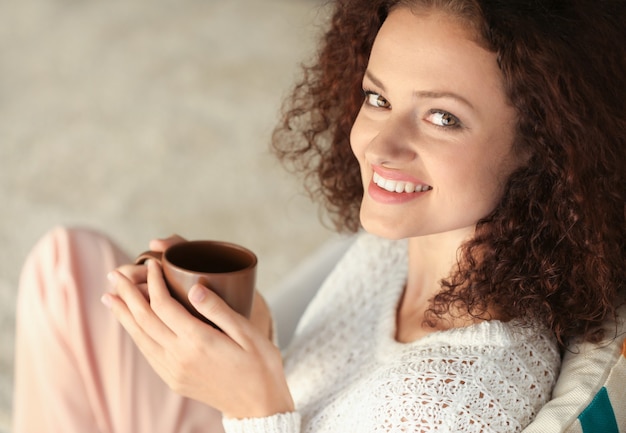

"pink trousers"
[13,226,224,433]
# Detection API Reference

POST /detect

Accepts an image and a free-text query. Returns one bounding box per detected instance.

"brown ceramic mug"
[135,240,257,326]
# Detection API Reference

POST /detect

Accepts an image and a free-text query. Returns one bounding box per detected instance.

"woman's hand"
[102,236,294,419]
[116,234,187,302]
[114,234,273,339]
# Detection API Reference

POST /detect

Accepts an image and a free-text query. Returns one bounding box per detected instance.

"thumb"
[188,285,249,344]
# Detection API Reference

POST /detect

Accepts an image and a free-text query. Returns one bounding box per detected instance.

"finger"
[101,291,161,351]
[187,284,253,348]
[101,292,171,379]
[113,264,149,300]
[145,260,197,333]
[115,263,148,284]
[110,268,176,343]
[249,291,273,341]
[149,234,187,252]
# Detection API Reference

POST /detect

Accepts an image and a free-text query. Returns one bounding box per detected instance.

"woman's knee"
[18,226,128,317]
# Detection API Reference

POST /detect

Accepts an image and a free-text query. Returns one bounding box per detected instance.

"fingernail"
[101,294,113,308]
[189,285,206,303]
[107,271,117,283]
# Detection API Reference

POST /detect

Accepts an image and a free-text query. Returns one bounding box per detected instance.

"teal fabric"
[578,387,619,433]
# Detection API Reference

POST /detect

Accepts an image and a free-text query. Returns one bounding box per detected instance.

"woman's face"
[350,7,520,240]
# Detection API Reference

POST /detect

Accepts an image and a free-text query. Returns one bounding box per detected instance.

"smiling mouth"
[373,172,432,193]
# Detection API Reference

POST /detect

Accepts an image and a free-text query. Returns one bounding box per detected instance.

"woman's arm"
[102,246,295,420]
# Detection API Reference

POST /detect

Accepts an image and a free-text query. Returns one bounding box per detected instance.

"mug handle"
[134,250,163,265]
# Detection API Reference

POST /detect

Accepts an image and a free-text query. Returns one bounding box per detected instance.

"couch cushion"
[522,306,626,432]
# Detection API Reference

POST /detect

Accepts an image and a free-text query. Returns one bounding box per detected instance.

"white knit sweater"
[223,233,561,433]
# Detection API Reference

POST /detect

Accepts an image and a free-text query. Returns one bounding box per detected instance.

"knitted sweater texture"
[223,233,561,432]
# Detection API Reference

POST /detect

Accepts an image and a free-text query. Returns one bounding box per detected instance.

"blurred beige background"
[0,0,334,430]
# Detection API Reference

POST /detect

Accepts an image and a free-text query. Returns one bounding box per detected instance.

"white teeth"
[373,172,431,193]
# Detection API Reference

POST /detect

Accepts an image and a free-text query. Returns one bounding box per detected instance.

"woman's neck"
[406,226,474,299]
[395,226,477,342]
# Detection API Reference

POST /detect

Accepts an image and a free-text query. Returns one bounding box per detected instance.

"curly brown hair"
[272,0,626,345]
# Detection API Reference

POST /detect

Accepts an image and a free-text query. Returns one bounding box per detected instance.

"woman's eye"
[363,90,391,109]
[426,110,461,128]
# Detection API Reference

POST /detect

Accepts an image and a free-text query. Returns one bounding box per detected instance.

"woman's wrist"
[222,392,295,420]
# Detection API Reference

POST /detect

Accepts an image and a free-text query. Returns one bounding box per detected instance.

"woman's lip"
[372,165,427,185]
[366,165,432,204]
[371,165,432,192]
[367,180,430,204]
[373,172,433,193]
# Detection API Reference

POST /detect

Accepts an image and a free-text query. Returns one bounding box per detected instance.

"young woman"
[14,0,625,432]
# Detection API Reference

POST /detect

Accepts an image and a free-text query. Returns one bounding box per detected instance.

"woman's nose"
[363,113,418,165]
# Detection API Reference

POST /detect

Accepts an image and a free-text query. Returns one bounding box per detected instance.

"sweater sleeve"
[222,411,301,433]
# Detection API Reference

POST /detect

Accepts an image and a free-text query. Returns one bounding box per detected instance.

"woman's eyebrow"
[364,69,475,110]
[414,90,475,110]
[364,69,386,91]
